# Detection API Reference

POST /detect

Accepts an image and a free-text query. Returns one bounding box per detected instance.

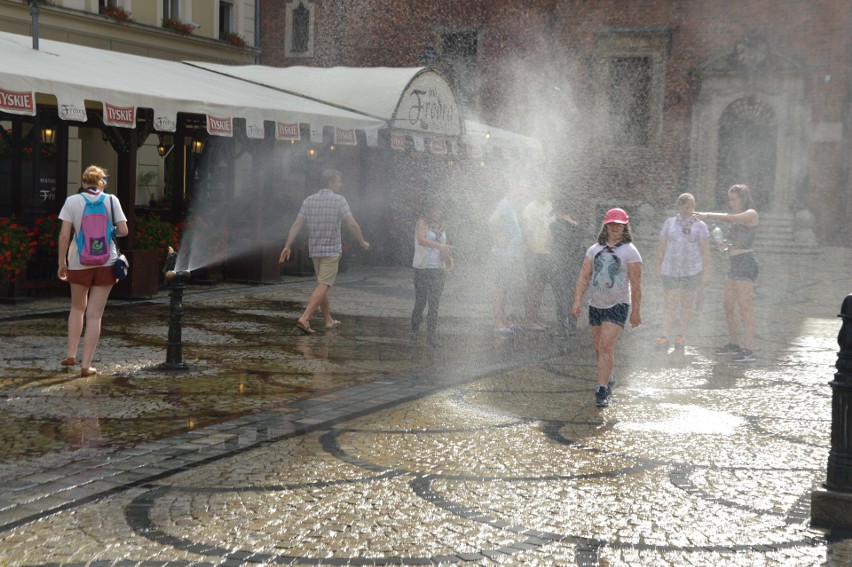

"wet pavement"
[1,247,851,565]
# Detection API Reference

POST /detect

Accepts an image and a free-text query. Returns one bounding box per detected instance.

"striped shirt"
[298,189,353,257]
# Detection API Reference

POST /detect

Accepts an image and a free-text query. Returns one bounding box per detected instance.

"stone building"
[260,0,849,245]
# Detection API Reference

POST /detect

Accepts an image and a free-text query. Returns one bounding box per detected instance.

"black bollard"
[163,269,191,371]
[811,294,852,528]
[827,294,852,491]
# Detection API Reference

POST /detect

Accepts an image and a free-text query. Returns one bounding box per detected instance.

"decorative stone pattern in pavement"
[0,251,851,564]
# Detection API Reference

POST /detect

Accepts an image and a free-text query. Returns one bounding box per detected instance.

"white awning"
[464,119,543,159]
[0,31,385,140]
[189,62,542,158]
[187,63,464,138]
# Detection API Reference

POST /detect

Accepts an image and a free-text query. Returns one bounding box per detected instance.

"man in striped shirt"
[279,169,370,334]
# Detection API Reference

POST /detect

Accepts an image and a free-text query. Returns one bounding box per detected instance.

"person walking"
[654,193,710,352]
[694,184,759,362]
[488,189,524,334]
[549,199,586,335]
[572,208,643,407]
[279,169,370,335]
[57,165,129,377]
[521,186,554,331]
[410,202,451,347]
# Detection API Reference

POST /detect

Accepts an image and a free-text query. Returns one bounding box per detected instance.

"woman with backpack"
[57,165,129,377]
[571,208,643,407]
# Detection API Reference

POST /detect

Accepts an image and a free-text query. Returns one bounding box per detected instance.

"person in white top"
[572,208,643,407]
[411,202,450,347]
[57,165,128,377]
[654,193,710,352]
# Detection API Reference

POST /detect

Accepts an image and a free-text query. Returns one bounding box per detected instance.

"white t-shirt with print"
[584,241,642,309]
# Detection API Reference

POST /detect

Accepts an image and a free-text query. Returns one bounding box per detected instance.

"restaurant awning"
[187,64,462,138]
[188,62,542,159]
[0,31,385,140]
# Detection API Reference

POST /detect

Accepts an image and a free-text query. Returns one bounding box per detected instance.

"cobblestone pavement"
[0,247,851,565]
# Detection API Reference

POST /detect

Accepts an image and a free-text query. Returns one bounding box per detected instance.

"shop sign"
[103,103,136,128]
[466,144,483,158]
[429,138,448,154]
[0,88,35,115]
[395,71,462,137]
[391,132,407,151]
[207,115,233,137]
[155,115,177,133]
[334,128,357,146]
[59,103,87,122]
[245,122,265,139]
[276,122,301,141]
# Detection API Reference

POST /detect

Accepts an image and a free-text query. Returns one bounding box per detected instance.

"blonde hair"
[676,193,695,207]
[82,165,108,187]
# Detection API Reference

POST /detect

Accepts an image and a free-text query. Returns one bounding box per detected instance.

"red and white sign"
[103,103,136,128]
[276,122,300,141]
[466,144,483,158]
[334,128,357,146]
[391,133,407,151]
[207,115,233,137]
[0,88,35,116]
[428,138,448,154]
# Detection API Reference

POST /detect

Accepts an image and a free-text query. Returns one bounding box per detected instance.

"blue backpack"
[76,193,114,265]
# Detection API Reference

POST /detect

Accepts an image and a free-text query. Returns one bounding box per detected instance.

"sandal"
[60,357,76,366]
[80,367,97,377]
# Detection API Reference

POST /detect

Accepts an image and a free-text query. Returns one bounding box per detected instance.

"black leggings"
[412,268,445,338]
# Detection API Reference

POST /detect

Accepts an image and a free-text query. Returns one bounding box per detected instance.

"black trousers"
[411,268,445,338]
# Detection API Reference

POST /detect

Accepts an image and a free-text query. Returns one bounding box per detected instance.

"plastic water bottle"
[711,225,728,251]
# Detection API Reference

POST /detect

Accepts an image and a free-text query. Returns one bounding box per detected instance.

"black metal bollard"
[162,269,191,371]
[826,294,852,491]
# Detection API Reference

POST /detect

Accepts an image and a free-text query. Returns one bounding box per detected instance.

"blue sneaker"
[595,385,611,407]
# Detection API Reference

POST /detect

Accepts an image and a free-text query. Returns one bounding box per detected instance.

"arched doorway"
[715,96,777,210]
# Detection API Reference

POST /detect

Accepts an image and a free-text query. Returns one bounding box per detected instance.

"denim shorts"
[588,303,629,327]
[728,252,759,282]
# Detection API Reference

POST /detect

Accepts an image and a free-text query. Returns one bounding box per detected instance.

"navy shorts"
[588,303,629,327]
[728,252,759,282]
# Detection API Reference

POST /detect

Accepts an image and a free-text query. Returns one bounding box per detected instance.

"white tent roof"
[190,64,427,122]
[190,62,542,157]
[0,31,385,139]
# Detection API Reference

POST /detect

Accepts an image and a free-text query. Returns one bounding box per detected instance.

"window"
[593,29,669,148]
[608,57,652,146]
[163,0,179,20]
[285,1,314,58]
[99,0,118,9]
[439,31,478,112]
[219,1,233,36]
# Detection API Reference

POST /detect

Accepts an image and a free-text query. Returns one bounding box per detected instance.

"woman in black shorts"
[694,184,759,362]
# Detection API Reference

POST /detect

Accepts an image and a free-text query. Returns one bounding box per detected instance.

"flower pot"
[112,249,161,299]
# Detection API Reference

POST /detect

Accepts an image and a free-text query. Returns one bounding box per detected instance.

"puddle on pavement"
[0,296,446,476]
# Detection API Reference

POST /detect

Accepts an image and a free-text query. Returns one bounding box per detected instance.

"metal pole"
[826,294,852,491]
[29,0,39,51]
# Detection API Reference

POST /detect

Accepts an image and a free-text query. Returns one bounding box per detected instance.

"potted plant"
[162,17,195,35]
[113,215,178,299]
[0,217,35,299]
[100,5,134,22]
[220,32,247,47]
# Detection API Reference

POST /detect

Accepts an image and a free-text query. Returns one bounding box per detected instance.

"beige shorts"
[311,253,341,286]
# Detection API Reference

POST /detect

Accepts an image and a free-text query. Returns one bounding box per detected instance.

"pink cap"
[604,208,629,224]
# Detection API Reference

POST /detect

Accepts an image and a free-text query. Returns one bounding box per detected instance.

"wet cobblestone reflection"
[0,254,851,565]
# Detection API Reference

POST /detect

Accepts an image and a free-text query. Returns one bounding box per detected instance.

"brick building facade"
[260,0,850,245]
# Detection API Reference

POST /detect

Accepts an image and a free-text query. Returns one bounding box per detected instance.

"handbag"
[110,196,129,280]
